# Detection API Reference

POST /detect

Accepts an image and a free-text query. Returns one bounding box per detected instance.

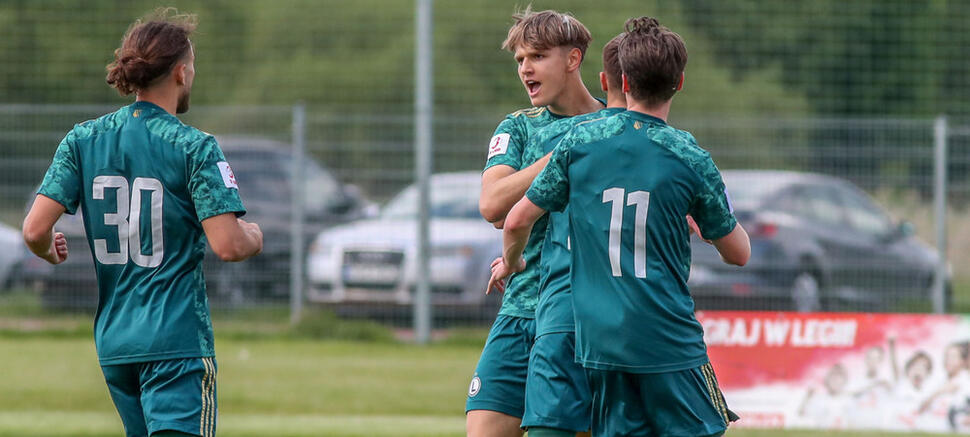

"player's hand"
[485,256,525,295]
[686,215,712,244]
[46,232,68,265]
[238,219,264,255]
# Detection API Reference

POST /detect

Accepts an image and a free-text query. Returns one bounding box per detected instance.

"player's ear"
[173,63,187,86]
[565,47,582,73]
[599,71,608,93]
[676,72,685,91]
[622,74,630,94]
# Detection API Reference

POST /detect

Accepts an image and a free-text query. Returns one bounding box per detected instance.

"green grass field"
[0,324,955,437]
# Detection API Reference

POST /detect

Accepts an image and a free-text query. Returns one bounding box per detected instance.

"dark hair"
[105,8,197,96]
[502,7,591,61]
[602,33,624,90]
[618,16,687,106]
[905,351,932,373]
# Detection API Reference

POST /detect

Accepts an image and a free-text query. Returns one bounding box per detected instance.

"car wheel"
[791,272,822,313]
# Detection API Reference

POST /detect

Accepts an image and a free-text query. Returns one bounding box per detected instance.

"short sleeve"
[187,136,246,222]
[37,131,82,214]
[483,116,525,171]
[688,155,737,240]
[526,140,570,213]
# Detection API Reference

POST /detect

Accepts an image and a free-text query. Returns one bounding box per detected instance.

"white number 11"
[602,187,650,278]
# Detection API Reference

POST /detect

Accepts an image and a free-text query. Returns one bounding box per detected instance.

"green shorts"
[465,314,536,417]
[101,357,217,437]
[522,332,591,432]
[586,362,738,437]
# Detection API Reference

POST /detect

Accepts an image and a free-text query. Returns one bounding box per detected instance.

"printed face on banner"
[698,311,970,433]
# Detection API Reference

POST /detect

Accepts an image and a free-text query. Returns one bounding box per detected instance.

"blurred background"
[1,1,969,435]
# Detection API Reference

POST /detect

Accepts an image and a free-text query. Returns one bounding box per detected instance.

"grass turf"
[0,334,956,437]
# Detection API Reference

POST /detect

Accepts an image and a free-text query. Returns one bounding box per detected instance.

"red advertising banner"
[697,311,970,433]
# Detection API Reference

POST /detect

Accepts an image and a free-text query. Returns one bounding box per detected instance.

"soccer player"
[497,17,750,436]
[487,34,627,437]
[22,9,262,437]
[468,8,604,437]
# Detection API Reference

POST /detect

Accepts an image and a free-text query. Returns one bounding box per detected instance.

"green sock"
[527,427,575,437]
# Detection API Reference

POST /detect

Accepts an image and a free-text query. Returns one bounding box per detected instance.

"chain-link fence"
[1,1,969,328]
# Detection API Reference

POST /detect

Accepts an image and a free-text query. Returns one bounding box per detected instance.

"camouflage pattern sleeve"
[483,116,525,171]
[688,153,738,240]
[525,139,570,213]
[187,136,247,222]
[37,130,82,214]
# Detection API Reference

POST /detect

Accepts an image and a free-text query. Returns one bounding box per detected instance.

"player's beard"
[176,89,191,114]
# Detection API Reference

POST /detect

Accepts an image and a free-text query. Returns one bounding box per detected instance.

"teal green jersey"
[526,110,737,373]
[483,106,566,318]
[528,107,624,337]
[38,101,246,365]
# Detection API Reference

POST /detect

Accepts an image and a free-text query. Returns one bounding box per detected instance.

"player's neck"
[627,98,672,123]
[547,74,601,117]
[135,89,178,116]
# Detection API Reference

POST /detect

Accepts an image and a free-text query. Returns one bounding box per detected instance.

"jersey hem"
[535,324,574,338]
[98,350,215,366]
[197,206,246,222]
[497,308,536,319]
[578,356,709,374]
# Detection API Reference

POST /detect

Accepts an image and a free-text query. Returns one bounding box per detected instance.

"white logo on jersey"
[468,376,482,397]
[486,133,511,160]
[217,161,238,189]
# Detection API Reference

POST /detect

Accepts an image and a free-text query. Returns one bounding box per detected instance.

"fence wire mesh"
[1,1,969,327]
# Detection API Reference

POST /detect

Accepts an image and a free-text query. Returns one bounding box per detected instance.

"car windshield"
[382,177,480,219]
[721,173,784,210]
[227,149,342,215]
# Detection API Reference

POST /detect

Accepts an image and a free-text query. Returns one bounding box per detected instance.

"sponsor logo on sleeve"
[487,133,511,160]
[468,376,482,397]
[217,161,238,189]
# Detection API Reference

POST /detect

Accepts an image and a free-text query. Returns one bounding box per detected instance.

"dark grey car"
[28,136,374,309]
[689,170,946,312]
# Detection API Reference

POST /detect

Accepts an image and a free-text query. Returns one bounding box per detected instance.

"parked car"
[27,136,375,309]
[689,170,946,312]
[306,171,503,318]
[0,222,26,290]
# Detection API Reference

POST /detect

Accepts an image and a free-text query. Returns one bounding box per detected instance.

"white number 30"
[92,176,164,267]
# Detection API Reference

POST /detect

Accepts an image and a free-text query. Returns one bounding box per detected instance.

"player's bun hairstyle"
[602,34,625,90]
[502,7,591,61]
[618,16,687,107]
[106,8,197,96]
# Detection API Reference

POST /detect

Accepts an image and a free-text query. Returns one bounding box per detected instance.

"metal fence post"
[933,115,948,314]
[291,103,307,325]
[414,0,433,344]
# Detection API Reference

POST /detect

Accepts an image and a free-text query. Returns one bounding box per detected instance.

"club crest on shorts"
[468,376,482,397]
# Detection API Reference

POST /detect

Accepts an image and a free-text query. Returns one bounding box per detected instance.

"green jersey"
[528,107,624,337]
[483,106,566,318]
[38,101,246,365]
[526,110,736,373]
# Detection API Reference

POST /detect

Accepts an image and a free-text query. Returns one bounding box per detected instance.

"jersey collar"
[622,110,667,126]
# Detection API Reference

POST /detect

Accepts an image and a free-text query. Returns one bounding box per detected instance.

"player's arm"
[201,213,263,262]
[711,224,749,266]
[486,197,546,294]
[23,195,69,264]
[479,152,552,224]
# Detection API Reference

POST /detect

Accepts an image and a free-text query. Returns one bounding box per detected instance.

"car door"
[836,185,927,302]
[787,183,858,292]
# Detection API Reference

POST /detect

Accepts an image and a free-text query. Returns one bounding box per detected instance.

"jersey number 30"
[92,175,164,267]
[602,187,650,278]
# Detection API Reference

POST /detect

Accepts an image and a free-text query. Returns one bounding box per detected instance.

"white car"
[306,172,502,312]
[0,222,27,289]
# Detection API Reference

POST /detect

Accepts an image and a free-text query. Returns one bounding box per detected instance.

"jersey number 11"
[602,187,649,278]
